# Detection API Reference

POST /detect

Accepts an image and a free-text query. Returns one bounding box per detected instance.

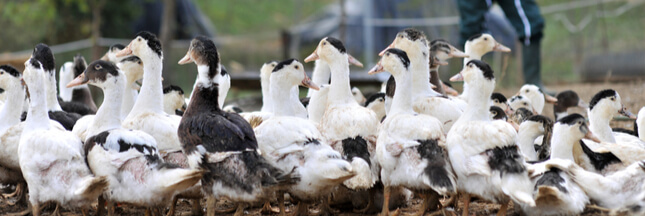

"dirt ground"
[1,81,643,216]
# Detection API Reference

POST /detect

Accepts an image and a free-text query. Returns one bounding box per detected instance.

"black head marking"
[557,113,586,125]
[467,33,483,42]
[32,43,55,72]
[341,136,371,166]
[385,75,396,97]
[109,44,125,51]
[190,35,220,79]
[220,65,228,76]
[120,55,142,64]
[527,115,553,127]
[0,65,20,78]
[589,89,617,110]
[430,39,449,46]
[385,48,410,69]
[29,58,41,69]
[73,54,87,78]
[401,28,426,41]
[430,40,451,53]
[467,59,494,80]
[554,90,580,113]
[264,60,278,65]
[364,92,385,107]
[325,37,346,54]
[491,92,507,103]
[0,88,4,94]
[84,60,120,83]
[272,59,298,73]
[163,85,184,94]
[535,169,568,193]
[490,106,507,121]
[135,31,162,57]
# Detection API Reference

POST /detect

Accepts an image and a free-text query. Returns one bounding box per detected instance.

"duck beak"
[505,106,514,116]
[436,58,449,66]
[304,48,319,63]
[619,105,637,119]
[493,42,511,52]
[301,74,319,90]
[449,72,463,82]
[378,41,395,56]
[178,51,193,65]
[367,62,384,75]
[450,48,469,58]
[577,99,589,109]
[66,73,88,88]
[348,54,363,67]
[443,84,459,96]
[115,44,133,58]
[545,94,558,104]
[584,130,602,143]
[100,52,110,61]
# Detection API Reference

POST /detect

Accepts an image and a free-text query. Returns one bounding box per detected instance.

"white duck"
[428,39,468,96]
[307,57,362,124]
[67,60,202,215]
[254,59,355,215]
[101,44,127,63]
[457,34,510,106]
[304,37,380,210]
[508,95,535,114]
[446,59,535,216]
[114,31,186,165]
[370,48,455,216]
[58,54,98,115]
[380,28,463,132]
[515,84,558,114]
[239,61,278,123]
[163,85,187,116]
[364,92,386,121]
[517,115,553,161]
[20,52,108,216]
[586,89,642,148]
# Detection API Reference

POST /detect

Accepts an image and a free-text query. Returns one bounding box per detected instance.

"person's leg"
[456,0,490,46]
[497,0,546,88]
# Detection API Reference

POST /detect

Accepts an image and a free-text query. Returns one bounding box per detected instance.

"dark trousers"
[457,0,545,87]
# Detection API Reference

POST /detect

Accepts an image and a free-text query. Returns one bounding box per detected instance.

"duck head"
[0,65,22,90]
[178,35,225,88]
[430,39,468,62]
[379,28,428,59]
[555,113,601,143]
[509,95,536,114]
[465,33,511,55]
[260,60,278,81]
[67,60,122,90]
[117,55,144,87]
[304,37,363,67]
[31,43,56,76]
[163,85,187,113]
[369,48,410,77]
[589,89,636,119]
[116,31,162,60]
[101,44,126,62]
[271,59,318,90]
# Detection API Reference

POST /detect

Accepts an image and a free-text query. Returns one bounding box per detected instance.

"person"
[457,0,548,93]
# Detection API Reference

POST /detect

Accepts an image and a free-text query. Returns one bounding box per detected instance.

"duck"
[71,55,145,142]
[31,44,81,130]
[58,54,98,116]
[511,107,535,126]
[491,92,510,114]
[306,57,362,123]
[380,28,463,132]
[428,39,468,96]
[517,115,553,161]
[239,61,279,123]
[101,43,127,63]
[446,59,535,215]
[515,84,558,114]
[490,106,508,121]
[456,34,510,105]
[163,85,187,116]
[364,92,386,121]
[304,37,381,211]
[254,58,355,215]
[67,60,202,215]
[521,159,588,216]
[509,95,535,114]
[114,32,186,164]
[352,86,366,105]
[19,51,108,216]
[553,90,588,120]
[586,89,642,147]
[370,48,455,216]
[177,35,297,216]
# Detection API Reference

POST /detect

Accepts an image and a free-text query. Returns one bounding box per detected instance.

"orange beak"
[347,54,363,67]
[584,130,602,143]
[493,43,511,52]
[449,73,463,82]
[115,44,133,58]
[301,73,319,90]
[66,73,88,88]
[178,51,193,65]
[304,48,319,63]
[368,62,384,75]
[378,41,395,56]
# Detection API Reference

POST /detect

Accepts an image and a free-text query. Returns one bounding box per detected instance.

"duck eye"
[322,42,327,45]
[610,97,615,101]
[294,65,299,69]
[484,37,488,41]
[386,53,390,56]
[523,102,528,106]
[137,38,142,42]
[399,35,404,38]
[0,71,3,75]
[95,65,102,70]
[525,90,529,93]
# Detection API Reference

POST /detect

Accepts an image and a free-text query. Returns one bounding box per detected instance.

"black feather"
[402,28,426,41]
[486,146,526,175]
[417,139,453,191]
[342,136,371,166]
[135,31,162,57]
[580,140,622,171]
[467,33,483,42]
[385,48,410,69]
[491,92,507,103]
[364,92,385,107]
[163,85,184,95]
[72,54,87,78]
[325,37,346,54]
[385,75,396,98]
[0,65,20,78]
[535,168,568,193]
[490,106,507,121]
[466,60,494,80]
[557,113,585,125]
[589,89,617,111]
[272,59,298,73]
[32,43,55,72]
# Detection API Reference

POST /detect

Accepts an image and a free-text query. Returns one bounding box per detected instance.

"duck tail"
[418,139,456,194]
[156,164,204,193]
[74,176,109,200]
[501,172,536,207]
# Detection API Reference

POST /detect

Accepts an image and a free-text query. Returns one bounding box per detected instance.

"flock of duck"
[1,28,645,216]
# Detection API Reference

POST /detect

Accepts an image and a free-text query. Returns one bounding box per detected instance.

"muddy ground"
[1,81,643,215]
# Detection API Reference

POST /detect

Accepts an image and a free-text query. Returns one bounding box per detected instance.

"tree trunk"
[91,0,107,61]
[160,0,176,83]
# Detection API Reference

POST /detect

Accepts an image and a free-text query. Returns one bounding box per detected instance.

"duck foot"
[460,194,470,216]
[354,189,375,213]
[166,196,178,216]
[2,182,25,206]
[260,201,280,214]
[586,204,610,212]
[312,196,336,216]
[191,198,203,215]
[233,203,247,216]
[51,203,61,216]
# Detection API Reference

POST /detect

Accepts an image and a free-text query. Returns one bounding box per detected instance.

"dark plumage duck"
[177,36,297,216]
[59,54,97,116]
[553,90,588,120]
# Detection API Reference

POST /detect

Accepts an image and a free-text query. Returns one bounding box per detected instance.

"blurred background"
[1,0,644,107]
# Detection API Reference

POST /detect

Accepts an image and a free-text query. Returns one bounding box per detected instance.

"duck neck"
[307,60,330,97]
[91,78,125,135]
[185,83,220,116]
[121,83,138,119]
[271,82,296,117]
[429,65,445,96]
[260,71,272,113]
[130,55,164,115]
[389,71,414,115]
[588,108,615,142]
[458,80,494,124]
[327,56,356,105]
[59,74,73,101]
[25,75,51,130]
[0,83,26,130]
[517,124,540,161]
[550,128,578,161]
[45,71,62,111]
[463,46,484,66]
[410,51,437,98]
